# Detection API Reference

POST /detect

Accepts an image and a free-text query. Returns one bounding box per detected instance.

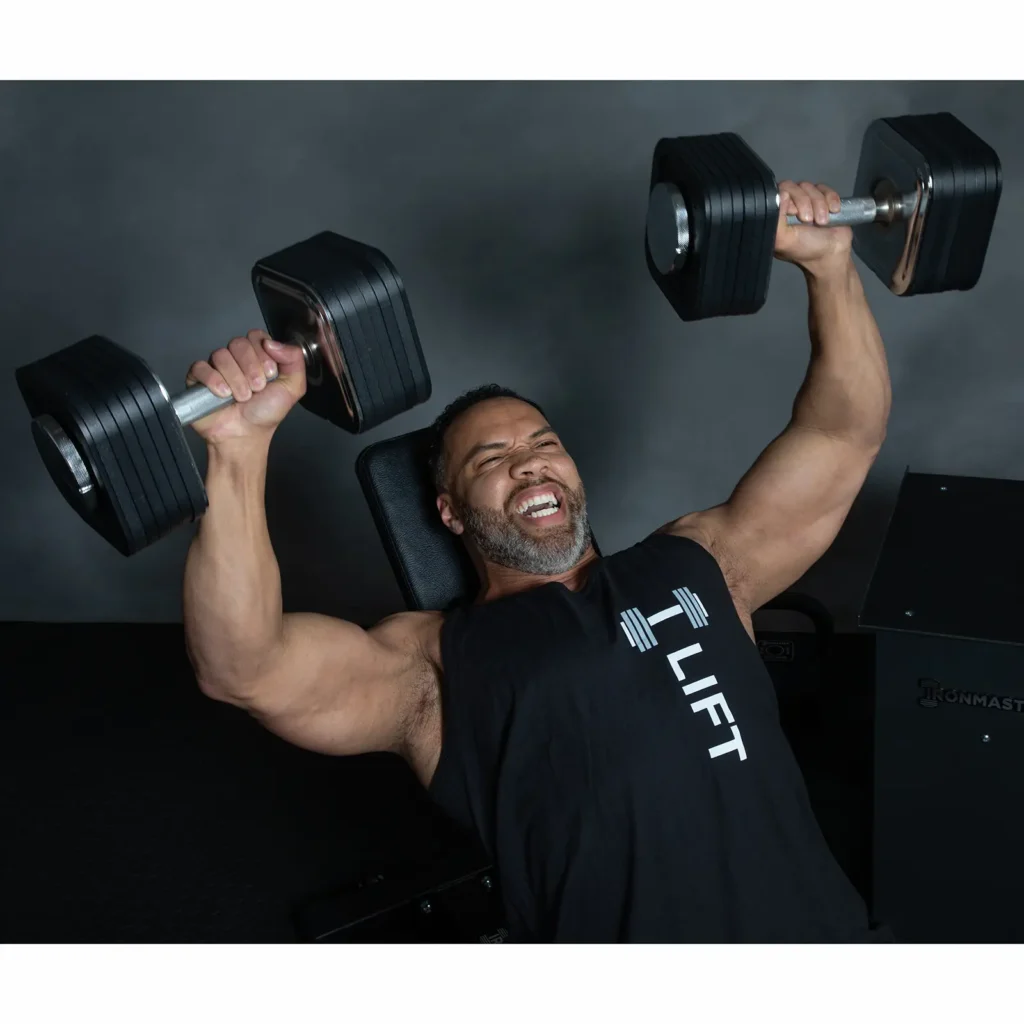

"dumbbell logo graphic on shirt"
[619,589,747,763]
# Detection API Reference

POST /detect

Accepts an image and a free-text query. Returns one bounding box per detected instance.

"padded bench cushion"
[356,428,479,611]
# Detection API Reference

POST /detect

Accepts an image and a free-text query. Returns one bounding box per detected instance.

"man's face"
[437,398,590,577]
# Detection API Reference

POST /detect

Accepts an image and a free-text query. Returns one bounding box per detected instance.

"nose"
[509,449,550,479]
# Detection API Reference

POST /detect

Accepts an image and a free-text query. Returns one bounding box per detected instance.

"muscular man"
[184,181,892,942]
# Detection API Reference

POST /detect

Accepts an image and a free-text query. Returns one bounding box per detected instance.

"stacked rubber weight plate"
[17,337,206,556]
[645,132,778,321]
[852,112,1001,296]
[252,232,430,434]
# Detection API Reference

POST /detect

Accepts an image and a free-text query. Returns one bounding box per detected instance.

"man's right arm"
[184,440,434,756]
[182,331,434,758]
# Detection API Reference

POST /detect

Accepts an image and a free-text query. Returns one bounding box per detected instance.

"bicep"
[678,425,879,611]
[241,611,431,757]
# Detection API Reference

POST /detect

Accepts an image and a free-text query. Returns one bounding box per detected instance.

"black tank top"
[429,532,886,942]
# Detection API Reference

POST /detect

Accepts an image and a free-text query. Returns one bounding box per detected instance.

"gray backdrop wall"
[2,82,1020,629]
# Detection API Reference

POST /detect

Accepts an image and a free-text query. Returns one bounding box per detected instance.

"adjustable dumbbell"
[644,111,1002,321]
[15,231,431,556]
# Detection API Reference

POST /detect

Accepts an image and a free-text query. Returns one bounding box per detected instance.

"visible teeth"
[516,492,558,513]
[526,507,559,518]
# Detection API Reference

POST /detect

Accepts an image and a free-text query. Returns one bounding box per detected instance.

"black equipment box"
[860,470,1024,942]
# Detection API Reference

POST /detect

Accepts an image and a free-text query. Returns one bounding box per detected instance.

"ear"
[437,493,465,536]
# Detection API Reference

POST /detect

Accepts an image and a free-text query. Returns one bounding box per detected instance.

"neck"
[474,544,600,603]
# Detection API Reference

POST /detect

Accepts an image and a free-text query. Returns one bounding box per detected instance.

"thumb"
[262,336,308,400]
[263,337,306,376]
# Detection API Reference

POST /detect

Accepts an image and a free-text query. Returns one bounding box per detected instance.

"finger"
[818,183,842,215]
[246,329,280,380]
[211,344,253,402]
[782,180,814,223]
[777,181,800,217]
[185,360,231,398]
[800,181,830,225]
[228,335,270,392]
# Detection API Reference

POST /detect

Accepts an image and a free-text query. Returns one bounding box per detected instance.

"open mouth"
[514,489,564,520]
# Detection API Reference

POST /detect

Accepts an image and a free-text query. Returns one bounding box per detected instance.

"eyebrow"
[458,426,556,475]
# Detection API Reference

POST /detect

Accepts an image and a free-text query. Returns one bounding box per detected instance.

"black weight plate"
[16,348,136,554]
[39,346,148,554]
[698,139,735,319]
[852,119,926,295]
[716,134,757,313]
[315,238,408,426]
[314,245,397,423]
[59,340,161,549]
[658,138,706,319]
[252,237,373,432]
[937,113,993,291]
[684,137,727,319]
[349,242,430,405]
[685,137,729,319]
[87,339,192,540]
[341,253,414,410]
[325,241,416,406]
[713,132,766,315]
[726,132,773,316]
[954,119,995,288]
[716,133,770,315]
[130,348,209,523]
[645,138,693,317]
[646,136,731,321]
[889,115,959,295]
[942,114,1001,290]
[324,256,404,423]
[106,340,203,526]
[936,115,985,289]
[323,234,430,408]
[913,115,964,294]
[733,133,778,315]
[315,256,385,427]
[49,342,151,554]
[930,116,969,292]
[702,135,745,319]
[885,117,939,293]
[74,340,174,545]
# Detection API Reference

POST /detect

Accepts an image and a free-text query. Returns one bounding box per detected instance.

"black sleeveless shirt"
[429,532,885,942]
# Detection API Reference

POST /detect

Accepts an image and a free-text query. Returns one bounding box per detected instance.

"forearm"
[183,437,284,697]
[790,257,892,447]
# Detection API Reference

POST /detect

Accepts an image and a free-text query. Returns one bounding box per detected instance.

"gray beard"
[458,485,591,577]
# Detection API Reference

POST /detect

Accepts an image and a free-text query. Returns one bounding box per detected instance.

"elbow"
[195,672,243,706]
[189,644,284,709]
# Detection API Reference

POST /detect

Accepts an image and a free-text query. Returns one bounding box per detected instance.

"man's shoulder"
[653,511,719,557]
[654,509,754,615]
[369,609,444,672]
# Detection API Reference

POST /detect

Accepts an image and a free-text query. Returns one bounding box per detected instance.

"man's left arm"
[663,181,892,616]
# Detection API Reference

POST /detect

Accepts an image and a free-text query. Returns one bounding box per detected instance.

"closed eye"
[478,439,559,469]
